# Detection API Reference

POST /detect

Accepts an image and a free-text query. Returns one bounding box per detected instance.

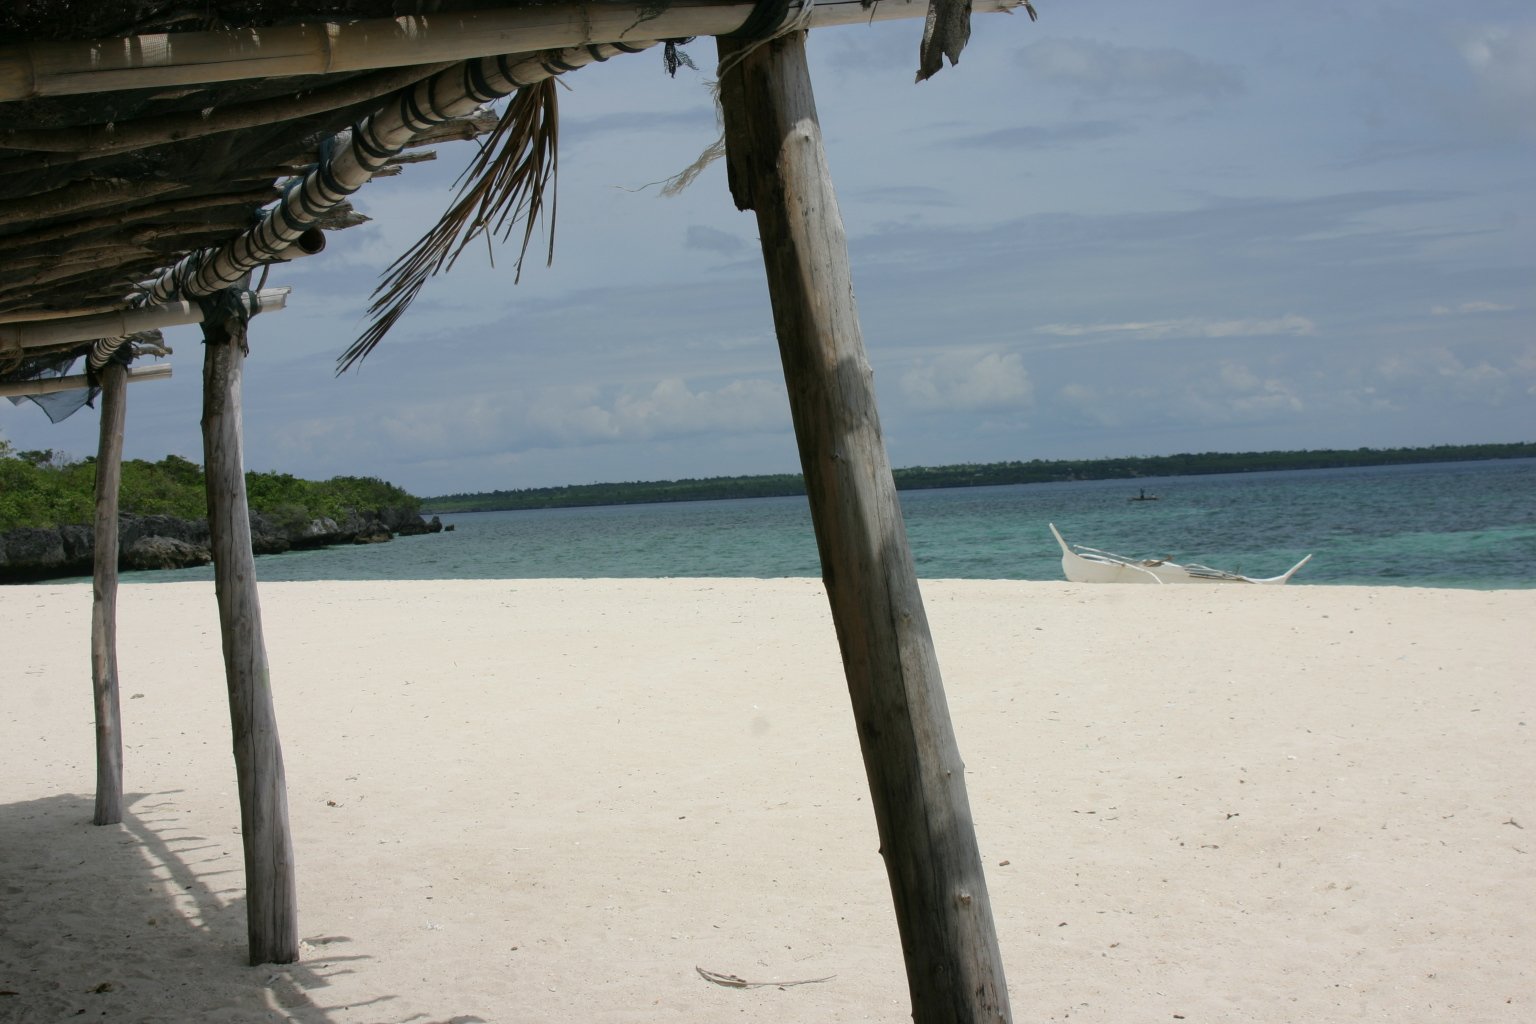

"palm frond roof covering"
[1,0,1001,379]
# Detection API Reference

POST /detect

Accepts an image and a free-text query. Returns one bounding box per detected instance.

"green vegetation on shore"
[421,442,1536,513]
[0,440,419,533]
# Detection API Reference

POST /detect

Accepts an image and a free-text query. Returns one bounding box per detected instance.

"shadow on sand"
[0,790,483,1024]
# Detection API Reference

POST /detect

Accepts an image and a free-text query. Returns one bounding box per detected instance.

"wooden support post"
[90,361,126,826]
[718,33,1011,1024]
[199,300,298,965]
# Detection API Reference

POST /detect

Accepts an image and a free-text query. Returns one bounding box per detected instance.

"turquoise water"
[120,458,1536,588]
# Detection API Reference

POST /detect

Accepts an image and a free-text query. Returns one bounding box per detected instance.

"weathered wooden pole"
[717,32,1012,1024]
[89,359,126,826]
[199,293,299,965]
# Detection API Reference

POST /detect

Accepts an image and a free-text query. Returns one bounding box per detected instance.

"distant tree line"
[0,440,419,532]
[421,442,1536,513]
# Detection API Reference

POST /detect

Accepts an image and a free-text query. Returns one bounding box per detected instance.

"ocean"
[119,458,1536,589]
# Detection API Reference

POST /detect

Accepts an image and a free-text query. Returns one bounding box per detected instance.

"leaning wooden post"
[717,33,1012,1024]
[198,291,299,965]
[90,359,127,826]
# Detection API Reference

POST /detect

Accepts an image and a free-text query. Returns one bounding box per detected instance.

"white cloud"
[527,377,786,444]
[1205,362,1303,419]
[1430,301,1516,315]
[1015,37,1243,102]
[956,119,1128,150]
[258,376,791,477]
[685,225,748,255]
[1033,314,1316,341]
[853,185,954,209]
[1459,24,1536,134]
[1054,360,1302,431]
[1057,382,1129,428]
[899,351,1032,412]
[1217,362,1262,392]
[1374,347,1522,403]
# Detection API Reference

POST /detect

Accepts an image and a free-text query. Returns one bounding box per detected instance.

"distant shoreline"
[421,442,1536,514]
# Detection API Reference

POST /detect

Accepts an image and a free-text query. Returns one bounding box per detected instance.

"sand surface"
[1,578,1532,1023]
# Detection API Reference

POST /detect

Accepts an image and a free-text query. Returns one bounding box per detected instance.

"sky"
[3,0,1533,497]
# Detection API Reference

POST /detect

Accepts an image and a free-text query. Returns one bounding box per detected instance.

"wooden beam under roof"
[0,288,289,343]
[0,0,1024,100]
[0,362,171,398]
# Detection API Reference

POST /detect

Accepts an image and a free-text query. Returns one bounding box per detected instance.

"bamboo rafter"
[0,7,719,100]
[0,1,1027,100]
[136,41,661,307]
[0,362,171,398]
[1,0,1030,349]
[0,288,289,350]
[0,62,453,157]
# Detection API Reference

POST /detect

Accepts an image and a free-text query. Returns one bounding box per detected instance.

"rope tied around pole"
[725,0,797,40]
[194,284,255,356]
[657,0,818,198]
[82,334,150,402]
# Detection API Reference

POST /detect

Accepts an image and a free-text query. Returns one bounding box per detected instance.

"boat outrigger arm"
[1049,523,1312,585]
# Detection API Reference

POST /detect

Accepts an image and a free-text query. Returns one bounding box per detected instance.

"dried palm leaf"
[338,76,559,373]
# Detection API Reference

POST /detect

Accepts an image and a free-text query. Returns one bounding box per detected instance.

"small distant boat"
[1049,523,1311,585]
[1129,488,1159,501]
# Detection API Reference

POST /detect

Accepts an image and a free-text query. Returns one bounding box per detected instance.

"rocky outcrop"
[119,514,209,550]
[0,506,442,582]
[395,514,442,537]
[0,527,69,576]
[123,536,211,571]
[118,515,213,570]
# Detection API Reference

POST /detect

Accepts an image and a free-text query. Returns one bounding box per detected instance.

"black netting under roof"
[3,332,164,422]
[3,351,96,423]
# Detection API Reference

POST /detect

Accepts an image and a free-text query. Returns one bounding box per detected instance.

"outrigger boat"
[1049,523,1312,585]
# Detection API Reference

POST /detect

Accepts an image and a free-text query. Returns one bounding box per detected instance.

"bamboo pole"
[0,301,152,324]
[0,62,451,156]
[0,288,287,349]
[89,361,127,826]
[200,294,298,966]
[717,32,1011,1023]
[137,42,657,305]
[0,363,171,398]
[0,2,743,99]
[0,0,1023,100]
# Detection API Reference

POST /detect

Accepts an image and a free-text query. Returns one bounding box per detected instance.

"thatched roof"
[0,4,503,339]
[0,0,1016,388]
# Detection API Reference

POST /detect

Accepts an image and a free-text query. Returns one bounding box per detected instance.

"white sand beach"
[2,579,1532,1023]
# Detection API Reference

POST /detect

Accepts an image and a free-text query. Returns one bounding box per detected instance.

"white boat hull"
[1049,523,1311,585]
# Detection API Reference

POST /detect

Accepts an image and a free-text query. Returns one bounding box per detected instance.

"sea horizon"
[86,457,1535,590]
